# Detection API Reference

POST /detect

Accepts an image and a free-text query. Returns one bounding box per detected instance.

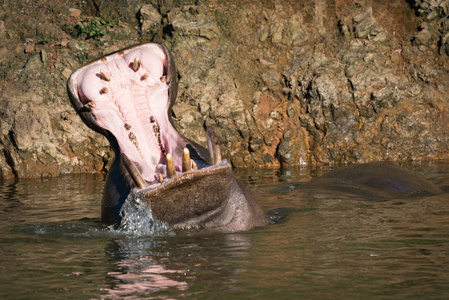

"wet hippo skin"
[67,43,270,233]
[301,161,441,200]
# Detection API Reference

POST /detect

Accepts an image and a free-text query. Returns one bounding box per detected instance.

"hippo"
[300,161,441,200]
[67,43,270,233]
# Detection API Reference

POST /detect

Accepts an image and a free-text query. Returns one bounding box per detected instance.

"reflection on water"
[102,233,253,298]
[103,239,188,297]
[1,162,449,299]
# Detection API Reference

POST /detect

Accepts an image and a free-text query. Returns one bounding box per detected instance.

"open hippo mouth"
[67,43,240,228]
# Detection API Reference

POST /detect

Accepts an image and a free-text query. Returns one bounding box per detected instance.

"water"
[1,163,449,299]
[116,192,175,237]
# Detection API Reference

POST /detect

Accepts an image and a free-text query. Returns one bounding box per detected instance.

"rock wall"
[1,0,449,180]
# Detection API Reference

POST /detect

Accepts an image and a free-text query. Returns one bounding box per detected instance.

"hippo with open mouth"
[67,43,270,233]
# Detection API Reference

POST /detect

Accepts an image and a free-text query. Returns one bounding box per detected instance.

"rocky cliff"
[1,0,449,180]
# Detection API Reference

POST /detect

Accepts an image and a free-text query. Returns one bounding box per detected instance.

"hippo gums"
[67,43,270,233]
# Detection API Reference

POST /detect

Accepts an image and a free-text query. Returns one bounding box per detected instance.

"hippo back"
[301,162,441,200]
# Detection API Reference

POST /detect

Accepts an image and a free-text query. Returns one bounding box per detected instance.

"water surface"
[1,163,449,299]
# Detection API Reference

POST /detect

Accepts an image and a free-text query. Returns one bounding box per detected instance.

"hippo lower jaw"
[67,43,270,232]
[121,141,260,231]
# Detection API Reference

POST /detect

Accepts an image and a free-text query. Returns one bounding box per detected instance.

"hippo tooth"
[100,69,110,81]
[182,148,191,172]
[133,57,140,72]
[166,153,176,178]
[83,101,96,110]
[160,75,171,84]
[205,126,222,165]
[158,172,164,183]
[128,132,136,140]
[124,123,131,130]
[192,160,197,170]
[128,132,143,159]
[121,153,148,189]
[101,87,108,94]
[141,73,149,80]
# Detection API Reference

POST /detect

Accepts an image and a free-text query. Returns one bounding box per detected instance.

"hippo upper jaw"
[67,43,192,182]
[67,43,270,232]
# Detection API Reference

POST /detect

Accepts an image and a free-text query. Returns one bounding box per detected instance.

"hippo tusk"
[166,153,176,179]
[121,153,148,189]
[182,148,191,172]
[205,126,222,165]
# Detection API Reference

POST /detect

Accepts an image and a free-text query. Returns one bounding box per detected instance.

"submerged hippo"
[301,161,441,199]
[67,43,270,232]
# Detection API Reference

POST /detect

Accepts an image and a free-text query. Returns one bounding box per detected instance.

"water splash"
[115,191,175,237]
[20,192,175,238]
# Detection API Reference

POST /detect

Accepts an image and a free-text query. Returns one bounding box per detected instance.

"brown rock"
[24,44,34,53]
[0,47,8,63]
[70,9,82,18]
[140,4,162,32]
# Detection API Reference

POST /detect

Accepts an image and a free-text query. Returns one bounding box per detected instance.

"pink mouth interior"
[70,44,192,183]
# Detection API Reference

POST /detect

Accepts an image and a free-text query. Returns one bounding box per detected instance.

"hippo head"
[67,43,269,233]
